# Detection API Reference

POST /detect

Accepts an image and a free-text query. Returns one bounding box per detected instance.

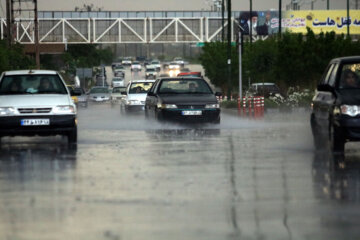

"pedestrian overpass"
[0,17,266,44]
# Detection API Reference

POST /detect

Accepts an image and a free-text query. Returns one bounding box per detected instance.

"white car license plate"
[182,110,202,116]
[21,119,50,126]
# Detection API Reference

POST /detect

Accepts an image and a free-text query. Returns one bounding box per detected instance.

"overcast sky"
[0,0,350,16]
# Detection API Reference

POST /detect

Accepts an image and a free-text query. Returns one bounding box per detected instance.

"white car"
[131,61,142,72]
[111,87,127,102]
[122,58,132,66]
[112,77,124,87]
[0,70,78,144]
[88,87,111,102]
[168,62,181,70]
[145,65,158,79]
[174,57,185,66]
[121,80,155,113]
[150,60,161,71]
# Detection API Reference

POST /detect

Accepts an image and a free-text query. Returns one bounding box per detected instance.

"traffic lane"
[0,106,360,240]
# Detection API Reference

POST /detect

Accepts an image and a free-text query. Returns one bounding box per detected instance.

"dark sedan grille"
[18,108,52,114]
[177,105,206,109]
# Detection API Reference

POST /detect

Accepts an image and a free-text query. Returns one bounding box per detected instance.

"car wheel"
[330,124,345,153]
[213,116,221,124]
[67,127,77,144]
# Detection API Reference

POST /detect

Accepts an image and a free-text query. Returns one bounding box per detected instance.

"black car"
[145,77,221,123]
[311,56,360,152]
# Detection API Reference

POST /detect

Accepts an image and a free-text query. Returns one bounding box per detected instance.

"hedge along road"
[0,84,360,239]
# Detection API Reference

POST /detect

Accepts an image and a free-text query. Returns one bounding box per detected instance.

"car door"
[145,79,160,118]
[313,63,338,129]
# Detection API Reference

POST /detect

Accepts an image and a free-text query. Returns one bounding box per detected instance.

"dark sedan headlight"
[340,105,360,117]
[205,103,220,109]
[157,103,177,109]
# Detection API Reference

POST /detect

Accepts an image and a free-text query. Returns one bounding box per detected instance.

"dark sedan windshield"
[158,79,213,94]
[0,74,67,95]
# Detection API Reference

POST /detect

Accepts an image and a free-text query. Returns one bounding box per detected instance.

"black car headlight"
[205,103,220,109]
[157,103,177,109]
[340,105,360,117]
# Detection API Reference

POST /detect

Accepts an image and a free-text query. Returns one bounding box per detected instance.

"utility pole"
[249,0,252,45]
[327,0,330,9]
[347,0,350,38]
[34,0,40,69]
[227,0,232,99]
[221,0,225,42]
[6,0,11,46]
[278,0,282,39]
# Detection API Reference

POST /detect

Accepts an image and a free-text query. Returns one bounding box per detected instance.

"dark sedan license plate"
[21,119,50,126]
[182,110,202,116]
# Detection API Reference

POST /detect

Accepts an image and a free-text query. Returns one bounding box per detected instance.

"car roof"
[129,80,156,83]
[330,56,360,64]
[4,70,58,76]
[251,83,277,86]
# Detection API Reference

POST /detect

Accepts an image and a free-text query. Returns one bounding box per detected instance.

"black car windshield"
[90,88,109,94]
[0,74,67,95]
[338,63,360,89]
[158,79,213,94]
[146,68,156,72]
[129,82,154,94]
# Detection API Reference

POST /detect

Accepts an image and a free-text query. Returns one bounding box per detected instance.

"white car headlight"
[0,107,16,116]
[126,100,141,105]
[340,105,360,117]
[205,103,220,109]
[53,105,76,114]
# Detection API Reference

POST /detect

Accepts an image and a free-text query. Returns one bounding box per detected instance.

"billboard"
[238,11,279,36]
[284,10,360,35]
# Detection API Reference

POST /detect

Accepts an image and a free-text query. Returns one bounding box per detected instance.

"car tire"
[330,124,345,153]
[67,127,77,144]
[213,117,221,124]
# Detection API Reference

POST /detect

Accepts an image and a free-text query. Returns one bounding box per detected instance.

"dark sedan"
[311,56,360,153]
[145,77,221,123]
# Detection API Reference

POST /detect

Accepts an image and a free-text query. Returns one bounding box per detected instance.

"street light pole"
[278,0,282,39]
[34,0,40,69]
[227,0,232,99]
[327,0,329,10]
[347,0,350,38]
[5,0,11,46]
[249,0,252,45]
[222,0,225,41]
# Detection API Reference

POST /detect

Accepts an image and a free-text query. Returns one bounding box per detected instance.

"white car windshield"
[0,74,67,95]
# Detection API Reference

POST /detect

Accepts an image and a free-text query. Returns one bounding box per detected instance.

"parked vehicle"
[311,56,360,153]
[0,70,78,144]
[145,77,221,123]
[121,80,155,113]
[249,83,282,97]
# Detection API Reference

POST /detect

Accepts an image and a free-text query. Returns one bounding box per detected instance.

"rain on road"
[0,65,360,240]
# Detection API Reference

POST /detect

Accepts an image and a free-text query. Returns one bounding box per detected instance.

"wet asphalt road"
[1,103,360,240]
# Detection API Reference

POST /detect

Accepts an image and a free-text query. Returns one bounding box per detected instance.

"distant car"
[173,57,185,66]
[168,62,181,70]
[150,60,161,71]
[177,72,202,77]
[88,87,111,102]
[121,80,155,113]
[311,56,360,153]
[111,62,122,70]
[111,86,127,103]
[249,83,282,97]
[145,77,221,123]
[131,61,142,72]
[111,77,124,87]
[145,65,158,79]
[122,57,132,66]
[113,65,125,78]
[0,70,78,144]
[67,85,88,107]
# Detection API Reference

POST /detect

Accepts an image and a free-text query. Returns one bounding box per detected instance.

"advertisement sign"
[238,11,279,36]
[284,10,360,35]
